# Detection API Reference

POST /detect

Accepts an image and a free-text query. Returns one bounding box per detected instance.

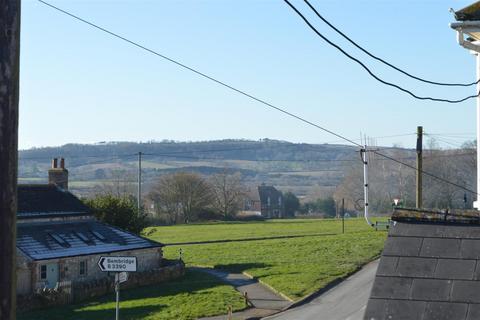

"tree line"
[333,140,476,214]
[147,171,246,224]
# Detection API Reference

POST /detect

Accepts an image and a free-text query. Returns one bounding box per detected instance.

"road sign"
[115,272,128,284]
[98,256,137,272]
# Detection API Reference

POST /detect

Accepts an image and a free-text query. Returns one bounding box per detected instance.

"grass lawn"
[143,218,384,244]
[146,218,387,300]
[18,270,246,320]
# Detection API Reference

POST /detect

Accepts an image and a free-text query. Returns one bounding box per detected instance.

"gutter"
[450,21,480,53]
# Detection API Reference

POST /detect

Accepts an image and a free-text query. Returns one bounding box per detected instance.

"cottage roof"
[18,184,90,219]
[258,185,282,203]
[455,1,480,21]
[364,208,480,320]
[17,220,162,260]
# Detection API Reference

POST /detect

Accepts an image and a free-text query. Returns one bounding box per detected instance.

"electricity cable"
[303,0,479,87]
[283,0,479,103]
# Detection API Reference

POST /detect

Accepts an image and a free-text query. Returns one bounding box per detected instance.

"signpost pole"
[115,274,120,320]
[98,257,136,320]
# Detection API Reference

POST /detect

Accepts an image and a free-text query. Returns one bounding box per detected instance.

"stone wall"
[19,246,163,293]
[18,260,185,312]
[16,250,32,295]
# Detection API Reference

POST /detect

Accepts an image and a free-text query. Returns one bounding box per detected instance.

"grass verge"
[18,269,246,320]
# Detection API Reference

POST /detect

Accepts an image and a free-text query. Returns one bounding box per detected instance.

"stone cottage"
[16,158,163,295]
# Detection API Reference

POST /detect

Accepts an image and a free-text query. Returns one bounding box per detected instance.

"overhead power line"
[142,152,358,163]
[283,0,479,103]
[303,0,479,87]
[37,0,362,148]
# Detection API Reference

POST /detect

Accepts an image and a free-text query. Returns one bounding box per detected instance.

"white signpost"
[98,256,137,272]
[98,256,137,320]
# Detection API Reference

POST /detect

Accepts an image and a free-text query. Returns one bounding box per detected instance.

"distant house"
[258,184,285,218]
[16,158,163,295]
[240,187,262,216]
[241,185,285,218]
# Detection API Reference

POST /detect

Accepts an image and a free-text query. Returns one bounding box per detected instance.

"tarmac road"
[264,259,379,320]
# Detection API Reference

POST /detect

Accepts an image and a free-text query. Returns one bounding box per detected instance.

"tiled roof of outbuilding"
[17,184,90,218]
[364,208,480,320]
[17,220,162,260]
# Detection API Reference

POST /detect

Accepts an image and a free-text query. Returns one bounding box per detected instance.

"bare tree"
[149,172,213,224]
[210,170,246,219]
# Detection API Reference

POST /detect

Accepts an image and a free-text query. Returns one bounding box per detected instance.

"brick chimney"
[48,157,68,190]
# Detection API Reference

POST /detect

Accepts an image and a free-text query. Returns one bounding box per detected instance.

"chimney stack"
[48,157,69,190]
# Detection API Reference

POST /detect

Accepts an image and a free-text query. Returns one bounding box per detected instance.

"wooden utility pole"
[0,1,21,319]
[416,126,423,209]
[138,152,142,214]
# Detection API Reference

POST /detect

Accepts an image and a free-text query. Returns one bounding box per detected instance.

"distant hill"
[18,139,401,198]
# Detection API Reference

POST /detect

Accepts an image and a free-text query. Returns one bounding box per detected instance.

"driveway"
[264,260,379,320]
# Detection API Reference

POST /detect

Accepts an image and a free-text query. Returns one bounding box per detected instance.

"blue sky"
[20,0,478,150]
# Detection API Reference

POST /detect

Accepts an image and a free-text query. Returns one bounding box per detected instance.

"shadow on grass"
[214,262,271,273]
[18,269,225,320]
[19,304,165,320]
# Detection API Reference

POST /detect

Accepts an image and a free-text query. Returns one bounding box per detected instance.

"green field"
[143,218,381,244]
[18,270,245,320]
[146,218,387,300]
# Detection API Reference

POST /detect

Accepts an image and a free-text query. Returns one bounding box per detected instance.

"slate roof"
[455,1,480,21]
[364,208,480,320]
[17,220,162,260]
[258,185,282,204]
[18,184,90,219]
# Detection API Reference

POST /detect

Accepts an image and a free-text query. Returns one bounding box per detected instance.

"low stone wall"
[18,260,185,312]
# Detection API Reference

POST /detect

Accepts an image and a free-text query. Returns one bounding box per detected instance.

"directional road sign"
[98,256,137,272]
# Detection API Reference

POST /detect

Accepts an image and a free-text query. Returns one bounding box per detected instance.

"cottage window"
[79,260,88,276]
[40,265,47,280]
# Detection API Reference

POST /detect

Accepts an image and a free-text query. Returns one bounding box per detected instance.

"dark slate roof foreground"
[455,1,480,21]
[18,184,90,218]
[364,208,480,320]
[17,220,162,260]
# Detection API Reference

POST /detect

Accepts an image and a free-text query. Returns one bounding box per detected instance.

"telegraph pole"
[416,126,423,209]
[138,152,142,214]
[0,1,21,319]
